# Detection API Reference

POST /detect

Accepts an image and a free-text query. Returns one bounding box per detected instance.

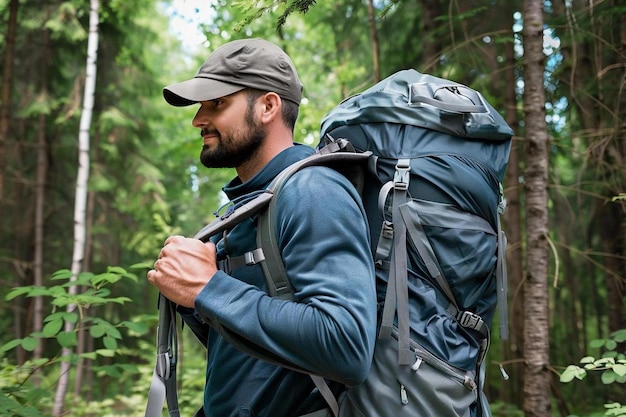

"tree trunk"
[422,0,443,70]
[0,0,19,201]
[502,19,525,408]
[52,0,99,415]
[33,21,51,364]
[522,1,552,416]
[366,0,380,82]
[3,0,21,364]
[74,140,98,397]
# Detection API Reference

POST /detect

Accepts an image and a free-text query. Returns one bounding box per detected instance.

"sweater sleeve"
[193,167,377,386]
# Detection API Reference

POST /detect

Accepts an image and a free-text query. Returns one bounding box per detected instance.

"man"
[147,38,377,417]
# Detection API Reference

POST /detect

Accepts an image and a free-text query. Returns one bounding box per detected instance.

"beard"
[199,106,266,169]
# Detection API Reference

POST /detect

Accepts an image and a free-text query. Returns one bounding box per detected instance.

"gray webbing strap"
[145,369,165,417]
[496,183,509,340]
[256,147,370,299]
[378,159,414,365]
[193,191,275,243]
[497,217,509,340]
[253,147,371,412]
[374,181,395,263]
[399,203,454,304]
[257,191,295,299]
[399,201,492,338]
[145,294,180,417]
[310,375,339,417]
[220,248,266,274]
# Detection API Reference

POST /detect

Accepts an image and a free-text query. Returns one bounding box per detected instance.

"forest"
[0,0,624,416]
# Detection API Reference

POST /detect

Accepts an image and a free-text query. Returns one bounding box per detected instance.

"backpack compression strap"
[376,160,504,367]
[377,159,414,366]
[496,184,509,341]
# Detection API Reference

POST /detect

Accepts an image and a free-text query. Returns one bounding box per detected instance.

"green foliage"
[0,266,153,416]
[489,401,524,417]
[232,0,318,31]
[560,330,626,417]
[44,2,86,42]
[612,193,626,202]
[0,359,52,417]
[560,329,626,384]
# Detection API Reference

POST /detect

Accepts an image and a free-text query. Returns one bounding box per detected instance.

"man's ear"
[258,92,281,124]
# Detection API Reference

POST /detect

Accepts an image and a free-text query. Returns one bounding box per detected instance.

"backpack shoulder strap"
[147,140,368,417]
[257,141,370,299]
[195,137,368,301]
[193,191,275,242]
[145,294,180,417]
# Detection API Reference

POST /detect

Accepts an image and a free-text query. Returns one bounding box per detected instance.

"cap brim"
[163,77,246,107]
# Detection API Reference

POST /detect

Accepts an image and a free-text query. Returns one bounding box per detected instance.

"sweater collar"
[223,143,314,200]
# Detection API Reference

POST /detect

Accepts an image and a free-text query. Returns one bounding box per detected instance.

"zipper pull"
[411,355,423,371]
[499,363,510,380]
[400,384,408,405]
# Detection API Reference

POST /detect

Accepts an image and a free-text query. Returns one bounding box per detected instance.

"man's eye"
[211,99,223,107]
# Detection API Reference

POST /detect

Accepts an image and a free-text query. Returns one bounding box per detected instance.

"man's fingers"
[146,269,156,284]
[204,241,216,254]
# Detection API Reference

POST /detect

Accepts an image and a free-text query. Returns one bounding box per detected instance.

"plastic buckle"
[244,251,257,266]
[381,221,394,239]
[156,352,171,380]
[458,311,484,331]
[393,161,411,191]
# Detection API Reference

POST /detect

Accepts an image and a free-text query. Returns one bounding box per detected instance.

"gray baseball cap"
[163,38,303,106]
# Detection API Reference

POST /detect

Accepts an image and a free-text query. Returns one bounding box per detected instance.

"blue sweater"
[179,144,377,417]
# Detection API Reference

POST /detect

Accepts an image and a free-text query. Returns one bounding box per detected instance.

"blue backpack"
[146,69,513,417]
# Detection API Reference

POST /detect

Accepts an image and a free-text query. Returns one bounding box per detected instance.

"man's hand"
[147,235,217,308]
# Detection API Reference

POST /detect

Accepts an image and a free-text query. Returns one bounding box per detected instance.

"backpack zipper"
[391,327,477,390]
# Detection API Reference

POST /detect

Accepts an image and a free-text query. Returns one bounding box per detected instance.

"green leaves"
[56,331,77,348]
[1,266,138,357]
[0,337,39,354]
[604,402,626,417]
[559,364,587,383]
[560,357,626,384]
[89,318,123,350]
[4,268,136,308]
[560,328,626,417]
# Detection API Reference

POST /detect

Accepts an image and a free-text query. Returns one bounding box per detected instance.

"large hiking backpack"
[145,69,512,417]
[316,69,512,417]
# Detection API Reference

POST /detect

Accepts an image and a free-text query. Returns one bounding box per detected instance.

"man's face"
[193,90,265,169]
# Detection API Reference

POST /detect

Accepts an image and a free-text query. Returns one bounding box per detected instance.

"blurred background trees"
[0,0,624,415]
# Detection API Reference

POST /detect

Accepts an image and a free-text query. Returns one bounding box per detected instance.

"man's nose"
[192,106,209,128]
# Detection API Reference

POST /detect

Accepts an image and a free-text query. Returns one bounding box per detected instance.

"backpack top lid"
[320,69,514,142]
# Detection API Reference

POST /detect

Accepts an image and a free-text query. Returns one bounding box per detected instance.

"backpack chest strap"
[218,248,266,273]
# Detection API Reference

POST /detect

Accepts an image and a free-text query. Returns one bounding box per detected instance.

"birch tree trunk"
[52,0,99,415]
[522,0,552,416]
